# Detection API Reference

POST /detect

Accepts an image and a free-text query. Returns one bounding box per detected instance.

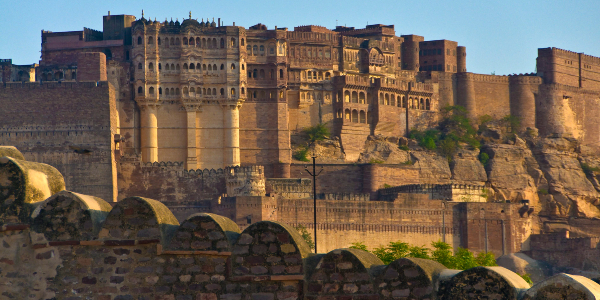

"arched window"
[231,88,236,96]
[196,63,201,70]
[253,69,258,78]
[220,38,225,48]
[189,63,195,70]
[176,38,180,45]
[202,38,206,47]
[252,45,258,56]
[176,64,180,70]
[166,88,170,96]
[231,38,236,47]
[345,109,351,120]
[279,90,284,98]
[380,93,384,105]
[149,63,154,71]
[259,45,265,53]
[213,88,216,95]
[351,91,358,103]
[183,38,188,45]
[176,88,180,95]
[279,69,283,79]
[241,38,245,46]
[165,64,170,71]
[241,87,245,94]
[207,88,212,95]
[189,37,194,45]
[148,36,154,44]
[359,111,366,123]
[385,94,390,105]
[196,37,200,47]
[72,71,76,80]
[158,63,161,70]
[391,95,396,106]
[137,86,143,94]
[208,64,212,71]
[344,91,350,102]
[183,87,189,95]
[402,96,407,108]
[190,87,195,95]
[359,92,365,104]
[183,63,188,70]
[231,63,236,70]
[259,69,265,79]
[203,88,207,95]
[212,38,217,48]
[159,87,162,95]
[220,88,225,96]
[213,64,217,71]
[241,64,245,70]
[220,64,224,70]
[171,88,175,95]
[203,64,207,70]
[253,91,257,98]
[138,63,142,69]
[325,72,331,80]
[426,98,430,110]
[420,98,424,110]
[397,96,401,107]
[137,36,142,45]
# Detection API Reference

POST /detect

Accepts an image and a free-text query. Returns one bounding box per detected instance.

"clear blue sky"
[2,0,598,75]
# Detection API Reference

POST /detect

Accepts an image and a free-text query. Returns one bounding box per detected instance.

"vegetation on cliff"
[349,240,496,270]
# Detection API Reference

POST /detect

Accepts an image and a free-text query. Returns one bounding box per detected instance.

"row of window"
[337,109,370,124]
[247,90,285,99]
[248,68,285,80]
[419,64,457,72]
[137,36,244,49]
[139,62,243,72]
[338,90,432,110]
[137,86,244,97]
[40,71,76,81]
[246,44,285,56]
[290,46,332,60]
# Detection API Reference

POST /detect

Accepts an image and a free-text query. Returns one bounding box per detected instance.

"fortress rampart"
[0,155,593,299]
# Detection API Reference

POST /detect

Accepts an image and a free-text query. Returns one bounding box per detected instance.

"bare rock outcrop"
[357,135,409,164]
[533,136,600,218]
[482,144,540,206]
[450,147,487,184]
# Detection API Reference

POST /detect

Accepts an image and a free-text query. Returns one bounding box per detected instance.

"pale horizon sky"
[1,0,598,75]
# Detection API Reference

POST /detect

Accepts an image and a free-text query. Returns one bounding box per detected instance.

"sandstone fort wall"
[0,81,118,201]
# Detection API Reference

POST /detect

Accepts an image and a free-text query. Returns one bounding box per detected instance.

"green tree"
[303,123,330,143]
[349,242,368,251]
[501,115,521,133]
[294,224,315,250]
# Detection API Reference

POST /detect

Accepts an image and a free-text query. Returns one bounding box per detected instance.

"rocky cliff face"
[324,133,600,237]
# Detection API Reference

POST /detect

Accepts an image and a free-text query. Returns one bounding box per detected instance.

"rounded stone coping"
[239,220,313,259]
[386,257,448,282]
[0,147,25,160]
[524,273,600,299]
[166,212,241,251]
[314,248,384,277]
[1,156,65,205]
[101,196,180,244]
[31,190,112,239]
[445,266,531,299]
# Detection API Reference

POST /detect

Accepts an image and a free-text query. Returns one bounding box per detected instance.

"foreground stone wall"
[1,195,598,300]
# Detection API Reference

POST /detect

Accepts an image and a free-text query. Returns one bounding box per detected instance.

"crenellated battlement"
[379,183,487,202]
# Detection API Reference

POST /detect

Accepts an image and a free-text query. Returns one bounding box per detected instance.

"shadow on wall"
[1,149,600,299]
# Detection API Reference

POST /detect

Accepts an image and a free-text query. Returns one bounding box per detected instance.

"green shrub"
[399,145,409,151]
[294,224,315,250]
[538,188,549,195]
[382,183,392,188]
[501,115,521,133]
[303,123,329,143]
[369,158,384,164]
[519,273,533,285]
[581,163,600,177]
[402,160,413,165]
[478,152,489,166]
[293,147,310,162]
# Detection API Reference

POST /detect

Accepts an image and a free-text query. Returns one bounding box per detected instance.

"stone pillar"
[222,101,241,167]
[185,106,198,170]
[140,105,158,162]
